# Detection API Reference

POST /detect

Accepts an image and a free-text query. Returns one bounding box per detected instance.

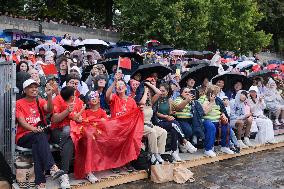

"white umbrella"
[170,50,187,56]
[235,61,256,70]
[35,43,65,56]
[83,39,109,46]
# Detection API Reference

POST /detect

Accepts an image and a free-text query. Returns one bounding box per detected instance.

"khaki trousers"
[143,125,167,154]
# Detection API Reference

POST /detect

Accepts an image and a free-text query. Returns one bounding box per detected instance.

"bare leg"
[235,120,244,140]
[244,116,252,137]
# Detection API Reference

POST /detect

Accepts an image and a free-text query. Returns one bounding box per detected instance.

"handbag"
[173,166,195,184]
[15,157,35,188]
[36,98,49,131]
[150,162,174,183]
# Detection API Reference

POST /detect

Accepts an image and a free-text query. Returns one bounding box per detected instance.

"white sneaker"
[220,147,235,154]
[179,144,188,153]
[185,141,197,153]
[59,174,70,189]
[243,137,253,147]
[275,120,281,126]
[281,119,284,123]
[151,154,159,165]
[86,172,98,184]
[155,153,164,164]
[238,140,248,149]
[204,150,216,157]
[267,139,277,144]
[171,150,182,162]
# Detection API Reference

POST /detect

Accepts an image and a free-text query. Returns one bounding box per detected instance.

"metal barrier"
[0,61,17,168]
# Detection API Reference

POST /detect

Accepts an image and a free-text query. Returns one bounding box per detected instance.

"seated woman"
[16,79,64,189]
[230,90,253,148]
[248,86,276,144]
[138,79,168,164]
[154,83,197,161]
[264,78,284,125]
[172,87,202,151]
[200,85,234,157]
[74,91,108,183]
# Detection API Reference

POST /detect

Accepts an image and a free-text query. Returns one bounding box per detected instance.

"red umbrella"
[266,64,278,70]
[252,64,261,72]
[279,64,284,73]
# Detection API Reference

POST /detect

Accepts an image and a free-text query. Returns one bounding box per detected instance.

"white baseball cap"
[23,79,39,89]
[248,86,259,93]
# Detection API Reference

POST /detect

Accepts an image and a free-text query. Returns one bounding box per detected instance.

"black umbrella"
[248,70,276,79]
[180,65,219,87]
[116,41,133,47]
[62,45,78,52]
[186,60,209,69]
[202,51,214,60]
[99,59,140,75]
[104,47,130,59]
[28,31,46,38]
[155,45,174,51]
[211,73,252,91]
[185,51,203,59]
[131,63,173,80]
[15,39,39,50]
[3,29,24,33]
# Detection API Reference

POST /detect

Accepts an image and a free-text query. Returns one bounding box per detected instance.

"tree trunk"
[105,0,113,29]
[273,34,280,52]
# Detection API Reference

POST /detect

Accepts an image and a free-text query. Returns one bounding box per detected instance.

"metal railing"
[0,61,17,168]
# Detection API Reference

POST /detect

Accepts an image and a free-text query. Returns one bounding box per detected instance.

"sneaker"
[50,165,65,180]
[35,183,46,189]
[155,153,164,164]
[204,150,216,157]
[179,143,188,153]
[267,139,277,144]
[171,150,182,162]
[238,140,248,149]
[244,137,253,147]
[111,168,121,174]
[86,172,98,184]
[151,154,159,165]
[59,174,70,189]
[125,164,135,173]
[281,119,284,123]
[275,120,281,126]
[220,147,235,154]
[185,141,197,153]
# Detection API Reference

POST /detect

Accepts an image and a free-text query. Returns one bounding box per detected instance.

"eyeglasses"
[183,91,190,93]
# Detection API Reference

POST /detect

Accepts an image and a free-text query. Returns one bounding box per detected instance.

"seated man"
[51,75,85,189]
[16,79,64,189]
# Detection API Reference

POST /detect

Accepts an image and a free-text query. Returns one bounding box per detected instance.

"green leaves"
[116,0,272,53]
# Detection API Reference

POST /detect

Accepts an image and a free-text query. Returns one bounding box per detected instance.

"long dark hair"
[159,83,172,98]
[16,61,29,72]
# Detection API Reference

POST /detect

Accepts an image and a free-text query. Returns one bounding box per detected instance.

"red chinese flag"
[40,64,58,75]
[119,57,131,70]
[70,108,144,179]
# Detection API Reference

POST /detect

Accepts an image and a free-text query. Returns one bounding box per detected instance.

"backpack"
[131,148,151,171]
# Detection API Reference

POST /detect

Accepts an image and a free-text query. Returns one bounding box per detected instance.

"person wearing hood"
[230,90,253,148]
[264,78,284,125]
[247,86,276,144]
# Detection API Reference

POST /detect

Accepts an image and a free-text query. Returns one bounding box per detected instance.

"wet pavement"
[113,147,284,189]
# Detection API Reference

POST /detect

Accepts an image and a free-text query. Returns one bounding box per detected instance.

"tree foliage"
[208,0,272,53]
[116,0,210,50]
[116,0,272,53]
[257,0,284,52]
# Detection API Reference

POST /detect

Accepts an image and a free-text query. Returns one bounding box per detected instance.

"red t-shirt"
[51,95,84,129]
[15,98,47,143]
[109,94,137,118]
[83,108,108,119]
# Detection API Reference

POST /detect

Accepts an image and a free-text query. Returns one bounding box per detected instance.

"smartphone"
[190,89,196,97]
